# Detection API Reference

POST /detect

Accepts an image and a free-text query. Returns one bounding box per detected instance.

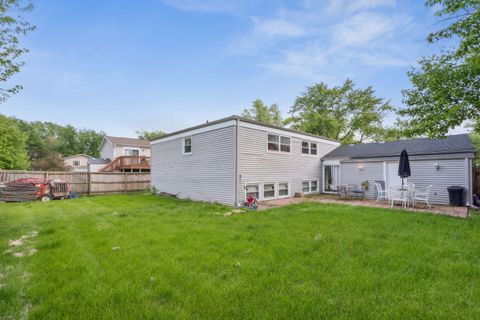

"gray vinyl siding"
[340,161,384,199]
[100,141,114,160]
[408,159,468,204]
[337,157,471,204]
[151,126,236,205]
[237,126,338,201]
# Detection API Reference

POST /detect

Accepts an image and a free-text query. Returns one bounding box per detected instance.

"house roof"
[150,115,340,144]
[323,134,475,159]
[104,136,150,148]
[62,154,94,160]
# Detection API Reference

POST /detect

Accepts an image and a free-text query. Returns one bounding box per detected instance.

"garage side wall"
[151,126,236,205]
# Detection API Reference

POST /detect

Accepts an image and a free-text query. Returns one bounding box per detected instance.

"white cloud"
[333,12,409,47]
[346,0,396,13]
[253,17,307,38]
[161,0,241,13]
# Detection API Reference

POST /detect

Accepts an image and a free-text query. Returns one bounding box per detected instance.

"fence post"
[44,171,48,180]
[124,172,128,194]
[87,172,91,195]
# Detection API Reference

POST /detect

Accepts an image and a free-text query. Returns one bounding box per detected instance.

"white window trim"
[244,182,261,201]
[123,147,140,156]
[73,160,80,167]
[262,182,276,200]
[302,179,320,194]
[182,136,192,155]
[322,162,341,194]
[301,141,319,157]
[277,181,290,199]
[266,132,292,154]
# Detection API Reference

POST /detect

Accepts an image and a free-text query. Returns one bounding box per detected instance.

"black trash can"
[447,186,465,206]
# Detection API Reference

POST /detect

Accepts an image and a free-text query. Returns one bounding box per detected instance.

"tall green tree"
[77,129,104,157]
[0,114,29,169]
[136,130,166,141]
[242,99,283,126]
[0,0,35,102]
[401,0,480,137]
[286,80,395,144]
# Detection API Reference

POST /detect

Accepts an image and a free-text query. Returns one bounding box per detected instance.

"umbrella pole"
[401,177,404,190]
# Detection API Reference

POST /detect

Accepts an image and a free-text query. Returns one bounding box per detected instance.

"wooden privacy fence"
[0,170,150,195]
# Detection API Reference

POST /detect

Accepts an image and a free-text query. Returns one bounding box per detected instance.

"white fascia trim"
[239,121,340,146]
[151,120,237,144]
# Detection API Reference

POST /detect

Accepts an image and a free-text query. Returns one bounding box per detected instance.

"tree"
[136,130,166,141]
[0,0,35,102]
[401,0,480,137]
[286,80,395,144]
[470,133,480,166]
[31,152,66,171]
[242,99,283,126]
[0,114,29,169]
[77,129,104,157]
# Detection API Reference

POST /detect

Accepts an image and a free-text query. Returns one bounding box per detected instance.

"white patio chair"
[412,185,433,208]
[374,182,388,203]
[388,189,407,208]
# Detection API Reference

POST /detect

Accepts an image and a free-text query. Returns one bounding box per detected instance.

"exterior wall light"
[434,162,440,170]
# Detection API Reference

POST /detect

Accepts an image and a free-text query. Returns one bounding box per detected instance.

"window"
[124,149,139,156]
[302,141,319,155]
[279,182,289,197]
[302,141,309,154]
[268,134,290,153]
[73,160,80,166]
[280,136,291,152]
[183,137,192,154]
[303,180,319,194]
[246,184,259,200]
[302,181,310,193]
[263,183,275,199]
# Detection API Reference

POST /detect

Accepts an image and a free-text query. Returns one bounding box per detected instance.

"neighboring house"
[63,154,94,172]
[87,158,111,173]
[98,136,151,172]
[150,115,340,206]
[322,134,476,205]
[99,136,151,160]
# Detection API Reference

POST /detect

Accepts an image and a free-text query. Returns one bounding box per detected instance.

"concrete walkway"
[258,195,469,218]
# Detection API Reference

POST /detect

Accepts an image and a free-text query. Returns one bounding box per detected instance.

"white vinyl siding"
[238,126,338,202]
[151,126,236,205]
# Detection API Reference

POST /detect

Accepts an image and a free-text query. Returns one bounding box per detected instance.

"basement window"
[246,184,260,200]
[278,182,289,198]
[263,183,275,199]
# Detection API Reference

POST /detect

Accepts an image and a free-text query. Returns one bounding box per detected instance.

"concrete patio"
[258,194,470,218]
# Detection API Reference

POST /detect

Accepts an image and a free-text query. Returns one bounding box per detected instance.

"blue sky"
[2,0,443,137]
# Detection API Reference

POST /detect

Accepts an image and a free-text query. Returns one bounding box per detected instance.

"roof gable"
[104,136,150,148]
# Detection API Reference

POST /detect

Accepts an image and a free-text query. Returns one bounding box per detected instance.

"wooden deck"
[100,156,151,172]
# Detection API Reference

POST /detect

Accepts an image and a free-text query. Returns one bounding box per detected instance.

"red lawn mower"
[0,178,71,202]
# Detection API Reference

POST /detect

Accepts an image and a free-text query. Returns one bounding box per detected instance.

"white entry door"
[386,162,403,189]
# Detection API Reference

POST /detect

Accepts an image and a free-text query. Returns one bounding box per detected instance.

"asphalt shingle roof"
[105,136,150,148]
[323,134,475,159]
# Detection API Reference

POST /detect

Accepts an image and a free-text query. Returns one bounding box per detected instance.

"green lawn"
[1,194,479,319]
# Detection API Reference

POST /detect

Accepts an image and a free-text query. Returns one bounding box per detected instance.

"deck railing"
[100,156,151,172]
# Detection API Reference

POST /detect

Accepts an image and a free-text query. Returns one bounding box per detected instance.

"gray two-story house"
[151,116,476,207]
[150,115,340,206]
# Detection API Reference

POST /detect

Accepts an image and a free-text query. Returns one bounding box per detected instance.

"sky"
[1,0,449,137]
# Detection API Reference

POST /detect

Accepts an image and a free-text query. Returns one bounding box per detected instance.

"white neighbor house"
[150,116,340,206]
[63,154,94,172]
[98,136,151,160]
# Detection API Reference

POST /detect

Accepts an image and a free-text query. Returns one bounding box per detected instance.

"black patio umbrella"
[398,148,411,189]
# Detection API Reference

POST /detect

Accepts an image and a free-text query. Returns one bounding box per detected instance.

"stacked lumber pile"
[0,181,39,202]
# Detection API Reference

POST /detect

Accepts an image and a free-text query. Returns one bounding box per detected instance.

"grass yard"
[1,194,480,319]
